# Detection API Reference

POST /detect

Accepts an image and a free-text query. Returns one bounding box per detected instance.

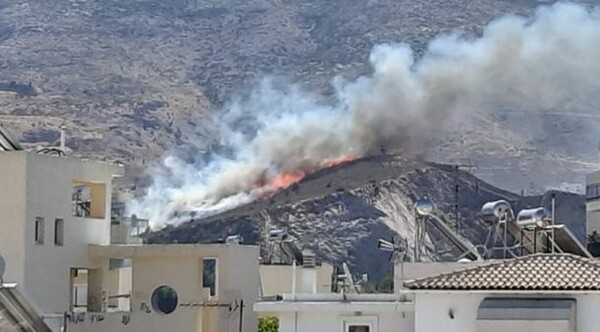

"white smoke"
[129,3,600,229]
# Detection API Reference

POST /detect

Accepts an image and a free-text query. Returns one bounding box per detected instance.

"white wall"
[574,294,600,332]
[276,310,414,332]
[415,292,483,332]
[0,152,26,284]
[260,263,334,297]
[416,292,600,332]
[23,153,120,313]
[586,171,600,234]
[69,244,260,332]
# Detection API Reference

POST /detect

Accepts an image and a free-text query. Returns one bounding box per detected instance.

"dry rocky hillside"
[0,0,594,278]
[148,155,586,281]
[0,0,598,191]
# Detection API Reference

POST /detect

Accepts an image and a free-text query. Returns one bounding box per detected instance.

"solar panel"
[0,125,22,151]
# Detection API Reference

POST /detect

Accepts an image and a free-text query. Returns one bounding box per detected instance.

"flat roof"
[0,150,124,177]
[89,243,259,258]
[254,294,414,312]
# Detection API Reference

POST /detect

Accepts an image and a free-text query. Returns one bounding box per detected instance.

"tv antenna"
[337,262,364,294]
[453,158,477,234]
[377,237,407,262]
[378,236,407,291]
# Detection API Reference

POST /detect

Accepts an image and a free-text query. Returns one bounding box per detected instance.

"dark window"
[587,184,600,201]
[72,182,106,219]
[35,217,44,244]
[151,286,178,315]
[54,219,64,246]
[203,258,217,297]
[349,326,370,332]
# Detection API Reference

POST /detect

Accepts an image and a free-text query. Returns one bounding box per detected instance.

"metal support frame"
[413,215,427,262]
[483,215,519,259]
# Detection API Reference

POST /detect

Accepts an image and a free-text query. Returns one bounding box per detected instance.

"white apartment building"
[0,151,122,317]
[586,170,600,235]
[0,150,261,332]
[256,253,600,332]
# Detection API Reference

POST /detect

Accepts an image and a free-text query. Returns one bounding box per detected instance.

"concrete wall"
[276,310,414,332]
[574,294,600,332]
[260,263,334,297]
[23,153,120,313]
[69,244,260,332]
[586,200,600,235]
[415,292,600,332]
[415,292,483,332]
[0,152,26,284]
[586,171,600,234]
[0,151,121,314]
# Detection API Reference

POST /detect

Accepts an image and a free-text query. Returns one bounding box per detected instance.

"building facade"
[66,244,260,332]
[256,254,600,332]
[0,151,122,317]
[0,151,261,332]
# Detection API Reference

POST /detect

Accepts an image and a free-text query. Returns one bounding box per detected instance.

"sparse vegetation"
[259,316,279,332]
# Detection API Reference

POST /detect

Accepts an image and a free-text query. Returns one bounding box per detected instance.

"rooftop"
[404,254,600,291]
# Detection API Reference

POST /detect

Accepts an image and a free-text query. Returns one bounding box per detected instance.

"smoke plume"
[129,3,600,229]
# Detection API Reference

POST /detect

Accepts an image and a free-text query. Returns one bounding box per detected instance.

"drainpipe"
[292,259,297,298]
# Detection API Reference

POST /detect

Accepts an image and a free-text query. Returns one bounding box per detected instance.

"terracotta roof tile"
[404,254,600,290]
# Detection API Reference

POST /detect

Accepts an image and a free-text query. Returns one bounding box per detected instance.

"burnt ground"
[148,154,586,281]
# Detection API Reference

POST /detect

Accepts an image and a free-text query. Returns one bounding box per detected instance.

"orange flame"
[268,171,305,190]
[259,155,355,196]
[321,155,355,168]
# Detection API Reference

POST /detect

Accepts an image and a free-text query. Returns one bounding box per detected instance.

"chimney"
[301,249,317,294]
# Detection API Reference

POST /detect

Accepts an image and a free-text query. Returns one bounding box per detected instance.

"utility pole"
[453,159,476,234]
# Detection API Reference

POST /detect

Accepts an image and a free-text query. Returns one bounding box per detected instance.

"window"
[151,286,178,315]
[349,326,370,332]
[54,219,64,246]
[70,268,89,312]
[72,181,106,219]
[34,217,44,244]
[202,258,217,298]
[587,183,600,201]
[343,317,377,332]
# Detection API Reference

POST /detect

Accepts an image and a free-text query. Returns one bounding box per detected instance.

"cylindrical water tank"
[516,207,550,229]
[480,200,513,222]
[268,228,289,241]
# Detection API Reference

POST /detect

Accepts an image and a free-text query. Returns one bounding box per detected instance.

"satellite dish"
[0,254,5,280]
[415,198,435,216]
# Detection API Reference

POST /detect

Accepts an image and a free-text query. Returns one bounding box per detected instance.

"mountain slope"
[1,0,598,192]
[148,155,586,280]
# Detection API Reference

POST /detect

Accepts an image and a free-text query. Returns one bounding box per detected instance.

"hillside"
[148,155,586,280]
[1,0,599,192]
